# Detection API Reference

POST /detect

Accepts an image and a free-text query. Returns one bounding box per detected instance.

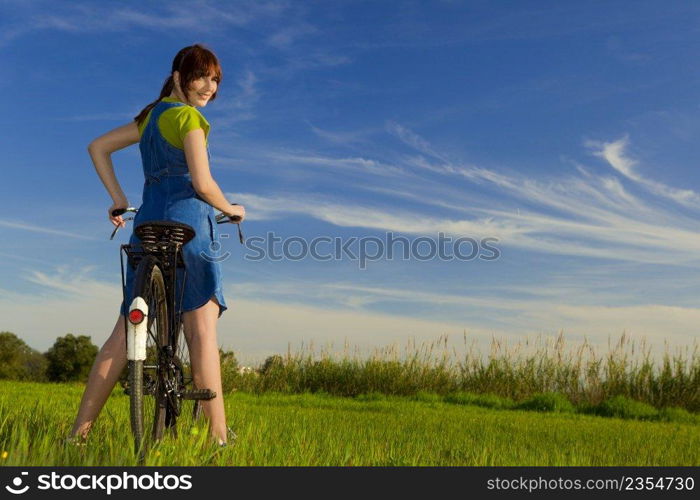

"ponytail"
[133,75,175,126]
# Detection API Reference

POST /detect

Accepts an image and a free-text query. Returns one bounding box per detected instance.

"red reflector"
[128,309,145,324]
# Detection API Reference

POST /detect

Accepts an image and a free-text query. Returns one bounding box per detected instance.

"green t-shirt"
[138,96,210,150]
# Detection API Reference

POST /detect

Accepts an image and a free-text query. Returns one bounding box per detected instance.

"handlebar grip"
[111,208,127,217]
[227,202,242,223]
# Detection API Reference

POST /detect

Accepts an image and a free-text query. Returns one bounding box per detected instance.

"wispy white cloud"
[226,190,522,240]
[266,22,318,48]
[262,151,407,177]
[385,120,450,162]
[251,50,352,83]
[0,0,292,45]
[588,135,700,208]
[235,70,259,107]
[306,122,378,147]
[0,219,98,240]
[223,182,700,264]
[212,69,260,125]
[589,136,638,178]
[24,265,113,297]
[215,124,700,265]
[402,153,653,222]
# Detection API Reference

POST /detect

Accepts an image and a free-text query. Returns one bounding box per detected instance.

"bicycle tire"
[128,255,168,457]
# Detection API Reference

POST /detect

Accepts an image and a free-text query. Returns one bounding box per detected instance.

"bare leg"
[69,315,128,439]
[182,298,228,445]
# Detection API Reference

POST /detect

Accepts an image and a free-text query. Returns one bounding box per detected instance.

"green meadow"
[0,381,697,466]
[0,333,698,466]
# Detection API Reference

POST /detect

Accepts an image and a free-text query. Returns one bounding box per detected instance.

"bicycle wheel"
[127,255,168,457]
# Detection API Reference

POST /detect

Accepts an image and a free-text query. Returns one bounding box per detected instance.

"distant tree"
[45,334,98,382]
[0,331,47,381]
[260,354,284,375]
[23,351,48,382]
[220,347,239,371]
[0,331,29,379]
[219,347,240,393]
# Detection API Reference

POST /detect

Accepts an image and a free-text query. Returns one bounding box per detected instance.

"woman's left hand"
[108,199,129,228]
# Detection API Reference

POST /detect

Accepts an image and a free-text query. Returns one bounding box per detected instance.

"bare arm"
[183,128,243,218]
[87,121,140,203]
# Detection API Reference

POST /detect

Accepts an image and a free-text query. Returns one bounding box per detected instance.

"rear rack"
[122,241,186,270]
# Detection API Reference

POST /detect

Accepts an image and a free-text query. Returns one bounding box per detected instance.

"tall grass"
[223,332,699,411]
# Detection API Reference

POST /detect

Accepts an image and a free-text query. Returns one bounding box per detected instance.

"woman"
[68,44,245,447]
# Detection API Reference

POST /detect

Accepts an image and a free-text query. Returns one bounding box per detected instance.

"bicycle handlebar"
[217,203,243,223]
[111,207,138,217]
[111,206,241,222]
[110,204,244,243]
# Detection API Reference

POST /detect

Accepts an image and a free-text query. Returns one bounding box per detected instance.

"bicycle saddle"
[134,220,196,246]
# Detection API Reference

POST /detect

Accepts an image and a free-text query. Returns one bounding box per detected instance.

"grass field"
[0,381,697,466]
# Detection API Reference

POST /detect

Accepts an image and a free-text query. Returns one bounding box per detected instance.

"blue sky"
[1,0,699,364]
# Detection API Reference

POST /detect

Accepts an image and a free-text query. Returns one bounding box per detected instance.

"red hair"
[134,44,223,126]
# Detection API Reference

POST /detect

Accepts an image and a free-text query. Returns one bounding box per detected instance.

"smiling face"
[172,70,220,108]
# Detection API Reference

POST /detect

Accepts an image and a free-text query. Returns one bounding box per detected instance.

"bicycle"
[110,204,243,461]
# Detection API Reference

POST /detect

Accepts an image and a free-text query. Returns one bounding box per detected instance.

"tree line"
[0,331,248,389]
[0,331,99,382]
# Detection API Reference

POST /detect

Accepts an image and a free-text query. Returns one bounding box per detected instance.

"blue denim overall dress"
[119,99,228,318]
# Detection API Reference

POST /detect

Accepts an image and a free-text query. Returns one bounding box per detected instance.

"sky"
[1,0,699,365]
